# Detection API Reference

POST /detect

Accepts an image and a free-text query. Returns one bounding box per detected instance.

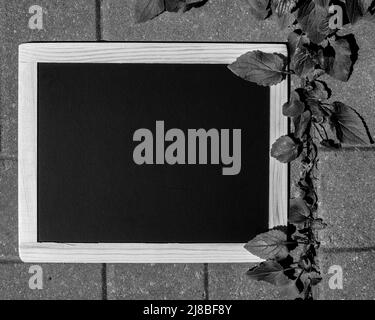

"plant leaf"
[246,0,271,20]
[296,0,330,44]
[228,50,287,86]
[244,229,291,260]
[272,0,297,29]
[292,46,317,77]
[247,260,292,286]
[288,30,307,57]
[289,198,310,225]
[306,99,327,123]
[293,110,312,139]
[327,36,356,82]
[330,102,373,145]
[271,135,301,163]
[283,91,305,117]
[273,0,297,15]
[306,80,331,101]
[288,31,319,77]
[135,0,165,23]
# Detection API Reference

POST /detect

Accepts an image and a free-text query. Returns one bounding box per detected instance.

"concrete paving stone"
[318,250,375,300]
[317,149,375,249]
[322,20,375,140]
[0,263,103,300]
[0,160,17,260]
[102,0,289,42]
[107,264,205,300]
[0,0,98,155]
[0,0,97,258]
[208,264,284,300]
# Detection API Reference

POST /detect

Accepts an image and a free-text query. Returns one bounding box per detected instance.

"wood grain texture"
[269,83,288,228]
[19,42,287,63]
[18,42,288,263]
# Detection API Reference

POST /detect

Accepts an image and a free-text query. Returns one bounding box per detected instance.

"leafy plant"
[228,0,374,299]
[134,0,375,299]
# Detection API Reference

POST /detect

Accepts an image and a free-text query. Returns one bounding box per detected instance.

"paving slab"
[102,0,288,42]
[208,264,283,300]
[317,149,375,249]
[0,160,17,260]
[107,264,205,300]
[318,250,375,300]
[0,0,97,259]
[0,0,97,156]
[0,263,103,300]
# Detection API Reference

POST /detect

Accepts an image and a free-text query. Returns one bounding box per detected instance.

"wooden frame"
[18,42,288,263]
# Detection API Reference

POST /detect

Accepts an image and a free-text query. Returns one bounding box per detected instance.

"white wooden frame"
[18,43,288,263]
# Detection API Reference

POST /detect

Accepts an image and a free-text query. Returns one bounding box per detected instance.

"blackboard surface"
[37,62,270,243]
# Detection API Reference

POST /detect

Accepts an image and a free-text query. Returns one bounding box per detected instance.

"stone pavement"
[0,0,374,299]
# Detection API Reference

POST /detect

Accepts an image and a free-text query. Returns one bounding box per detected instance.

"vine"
[135,0,375,299]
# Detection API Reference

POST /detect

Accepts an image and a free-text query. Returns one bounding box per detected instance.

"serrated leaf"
[288,30,308,57]
[273,0,297,15]
[327,36,356,82]
[306,80,331,101]
[274,9,296,29]
[306,99,327,123]
[296,0,330,44]
[283,91,305,117]
[271,135,301,163]
[330,102,373,145]
[244,229,291,260]
[293,110,312,139]
[289,198,310,225]
[135,0,165,23]
[292,46,317,77]
[272,0,297,29]
[246,0,271,20]
[228,50,287,86]
[289,244,304,262]
[247,260,292,286]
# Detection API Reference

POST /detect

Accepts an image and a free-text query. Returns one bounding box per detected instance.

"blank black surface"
[37,63,270,243]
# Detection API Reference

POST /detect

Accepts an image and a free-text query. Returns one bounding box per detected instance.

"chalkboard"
[19,43,288,262]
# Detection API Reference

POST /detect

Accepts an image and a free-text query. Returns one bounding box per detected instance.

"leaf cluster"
[227,0,374,300]
[132,0,375,299]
